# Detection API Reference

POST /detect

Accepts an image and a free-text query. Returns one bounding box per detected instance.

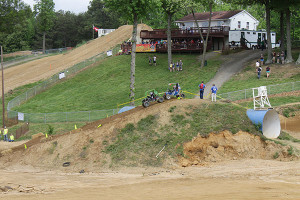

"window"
[253,32,256,34]
[238,21,241,28]
[246,22,249,30]
[247,32,250,34]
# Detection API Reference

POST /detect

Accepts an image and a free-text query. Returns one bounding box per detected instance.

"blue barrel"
[247,109,281,138]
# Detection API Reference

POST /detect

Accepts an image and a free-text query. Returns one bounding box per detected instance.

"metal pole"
[93,25,94,39]
[1,46,5,128]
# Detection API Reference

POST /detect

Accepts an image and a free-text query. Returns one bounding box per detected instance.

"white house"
[97,29,115,37]
[176,10,259,31]
[175,10,277,49]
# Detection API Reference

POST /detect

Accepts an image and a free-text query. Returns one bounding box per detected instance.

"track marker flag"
[46,134,48,138]
[97,124,102,128]
[24,144,27,149]
[75,125,77,130]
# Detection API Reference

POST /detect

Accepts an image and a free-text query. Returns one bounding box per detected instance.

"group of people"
[0,126,14,142]
[148,56,157,66]
[272,51,285,64]
[256,59,271,79]
[199,81,218,102]
[169,60,183,72]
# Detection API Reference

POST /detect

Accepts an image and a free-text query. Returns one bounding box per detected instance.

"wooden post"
[1,46,5,128]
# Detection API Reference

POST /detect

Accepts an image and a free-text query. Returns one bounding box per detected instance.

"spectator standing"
[169,62,173,72]
[277,53,280,63]
[0,129,2,140]
[260,54,264,66]
[255,60,260,71]
[272,52,276,63]
[211,84,218,102]
[149,56,152,65]
[176,61,179,71]
[172,62,175,72]
[281,51,285,64]
[153,56,157,66]
[199,81,206,99]
[266,66,271,78]
[3,126,8,142]
[257,65,262,79]
[179,60,183,71]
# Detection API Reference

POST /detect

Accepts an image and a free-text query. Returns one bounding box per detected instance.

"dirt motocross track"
[0,99,299,199]
[0,24,152,94]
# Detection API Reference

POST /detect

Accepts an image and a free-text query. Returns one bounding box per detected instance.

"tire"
[143,101,150,107]
[63,162,70,167]
[181,93,185,98]
[166,94,171,100]
[158,97,164,103]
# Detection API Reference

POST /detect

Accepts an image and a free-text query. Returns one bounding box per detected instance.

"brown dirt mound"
[179,130,292,167]
[1,24,152,93]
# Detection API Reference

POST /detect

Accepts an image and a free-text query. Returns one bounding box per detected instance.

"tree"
[34,0,55,54]
[0,0,33,52]
[272,0,300,63]
[105,0,154,105]
[161,0,184,66]
[87,0,121,29]
[187,0,213,68]
[279,11,285,52]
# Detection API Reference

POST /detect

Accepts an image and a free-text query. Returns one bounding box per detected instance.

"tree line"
[1,0,299,54]
[0,0,122,53]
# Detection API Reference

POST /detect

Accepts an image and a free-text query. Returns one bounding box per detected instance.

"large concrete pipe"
[246,109,281,138]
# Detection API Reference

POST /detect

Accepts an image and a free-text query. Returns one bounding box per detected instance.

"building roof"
[176,10,243,22]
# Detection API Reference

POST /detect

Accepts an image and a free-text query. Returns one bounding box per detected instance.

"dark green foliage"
[273,152,279,159]
[168,106,177,113]
[47,124,54,135]
[278,132,300,143]
[287,146,294,155]
[282,107,298,118]
[87,0,121,29]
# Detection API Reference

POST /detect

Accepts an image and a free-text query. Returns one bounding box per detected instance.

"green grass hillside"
[13,53,221,113]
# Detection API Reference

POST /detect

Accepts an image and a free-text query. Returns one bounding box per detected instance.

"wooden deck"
[155,43,212,53]
[140,26,229,39]
[121,42,212,53]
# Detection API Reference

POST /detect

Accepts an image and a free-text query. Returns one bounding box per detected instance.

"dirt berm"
[0,24,152,93]
[0,99,294,172]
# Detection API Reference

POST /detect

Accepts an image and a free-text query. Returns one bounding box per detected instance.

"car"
[163,83,185,100]
[142,89,164,107]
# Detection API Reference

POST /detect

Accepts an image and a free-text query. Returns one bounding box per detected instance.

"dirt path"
[0,24,152,94]
[201,49,266,98]
[0,159,299,199]
[2,54,47,69]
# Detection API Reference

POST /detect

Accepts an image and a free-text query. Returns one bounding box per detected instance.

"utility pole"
[1,46,5,128]
[93,24,94,39]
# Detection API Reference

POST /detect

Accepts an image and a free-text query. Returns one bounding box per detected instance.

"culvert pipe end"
[246,109,281,139]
